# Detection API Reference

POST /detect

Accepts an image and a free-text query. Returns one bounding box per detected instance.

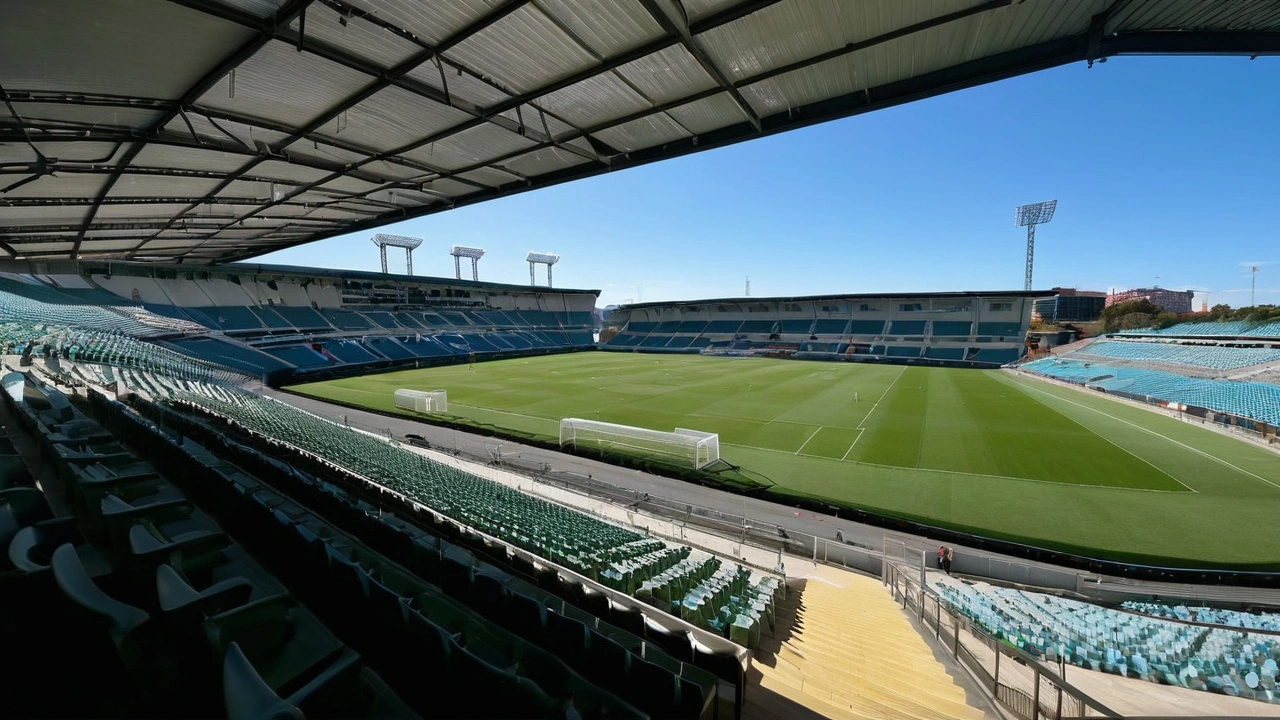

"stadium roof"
[3,1,1279,264]
[617,289,1057,311]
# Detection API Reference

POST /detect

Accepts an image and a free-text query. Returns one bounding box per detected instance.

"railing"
[883,561,1118,720]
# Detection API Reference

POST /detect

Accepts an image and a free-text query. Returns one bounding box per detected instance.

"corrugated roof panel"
[1112,0,1280,31]
[0,0,254,99]
[537,71,653,129]
[592,112,690,152]
[205,0,286,19]
[215,179,276,200]
[697,0,889,81]
[13,242,77,253]
[171,113,293,152]
[252,159,336,185]
[26,142,127,166]
[536,0,665,57]
[109,174,223,200]
[143,239,203,250]
[496,105,585,141]
[5,173,110,199]
[404,61,512,111]
[362,188,436,207]
[95,203,193,221]
[78,238,146,251]
[454,165,524,188]
[446,5,599,95]
[420,177,483,198]
[287,4,423,70]
[403,122,540,171]
[310,85,475,154]
[5,206,90,226]
[498,146,593,178]
[317,174,389,196]
[131,144,249,174]
[350,159,426,182]
[197,39,375,128]
[208,227,277,240]
[7,103,165,132]
[341,0,503,46]
[282,139,371,169]
[681,0,746,25]
[85,228,171,239]
[614,44,719,106]
[664,92,748,134]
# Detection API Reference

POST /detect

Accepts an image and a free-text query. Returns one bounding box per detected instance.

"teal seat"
[223,642,304,720]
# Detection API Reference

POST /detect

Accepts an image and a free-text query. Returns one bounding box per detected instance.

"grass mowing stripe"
[1003,371,1280,492]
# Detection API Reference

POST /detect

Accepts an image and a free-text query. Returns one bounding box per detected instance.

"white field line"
[860,364,907,428]
[1004,373,1280,492]
[839,428,866,461]
[723,441,1190,493]
[990,376,1194,493]
[794,426,823,455]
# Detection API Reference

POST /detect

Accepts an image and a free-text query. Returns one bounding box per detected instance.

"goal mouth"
[393,388,448,414]
[559,417,720,470]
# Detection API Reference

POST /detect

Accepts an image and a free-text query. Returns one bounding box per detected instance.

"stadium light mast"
[450,245,485,281]
[526,251,560,287]
[371,233,423,275]
[1014,200,1057,291]
[1252,265,1258,307]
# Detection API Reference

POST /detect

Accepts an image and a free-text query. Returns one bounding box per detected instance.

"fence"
[883,561,1117,720]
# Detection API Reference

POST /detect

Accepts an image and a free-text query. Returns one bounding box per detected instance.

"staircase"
[748,566,987,720]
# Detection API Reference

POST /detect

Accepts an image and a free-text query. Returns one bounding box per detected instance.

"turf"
[289,353,1280,568]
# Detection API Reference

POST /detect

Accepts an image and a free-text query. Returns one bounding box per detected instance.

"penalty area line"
[794,427,823,455]
[839,428,865,461]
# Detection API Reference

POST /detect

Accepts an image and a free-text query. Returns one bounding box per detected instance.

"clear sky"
[255,56,1280,310]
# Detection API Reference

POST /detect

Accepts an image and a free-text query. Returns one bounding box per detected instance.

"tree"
[1099,298,1163,333]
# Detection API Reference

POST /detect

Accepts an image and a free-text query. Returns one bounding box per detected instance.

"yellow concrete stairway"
[747,565,987,720]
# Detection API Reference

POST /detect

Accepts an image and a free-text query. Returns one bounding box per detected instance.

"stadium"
[3,2,1280,719]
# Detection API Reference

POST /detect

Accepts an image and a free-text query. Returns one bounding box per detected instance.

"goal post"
[559,417,720,469]
[394,388,448,413]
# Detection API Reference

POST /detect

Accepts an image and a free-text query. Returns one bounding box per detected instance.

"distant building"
[1106,287,1195,314]
[1032,288,1107,323]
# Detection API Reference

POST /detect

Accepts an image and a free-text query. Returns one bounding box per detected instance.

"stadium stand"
[0,261,599,384]
[1123,602,1280,634]
[604,292,1044,367]
[162,381,778,649]
[0,374,415,718]
[1077,340,1280,372]
[934,577,1280,705]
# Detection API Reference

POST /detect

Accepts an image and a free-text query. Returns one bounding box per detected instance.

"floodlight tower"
[1014,200,1058,291]
[526,252,560,287]
[371,233,424,275]
[450,245,485,281]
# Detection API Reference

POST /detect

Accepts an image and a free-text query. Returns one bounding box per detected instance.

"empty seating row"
[936,578,1280,705]
[2,375,413,718]
[1079,340,1280,372]
[1022,358,1280,425]
[118,379,728,718]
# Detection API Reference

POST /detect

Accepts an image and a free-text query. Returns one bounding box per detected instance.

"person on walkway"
[944,547,954,575]
[936,545,946,571]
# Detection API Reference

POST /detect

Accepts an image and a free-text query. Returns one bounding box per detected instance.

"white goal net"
[559,418,720,469]
[394,388,448,413]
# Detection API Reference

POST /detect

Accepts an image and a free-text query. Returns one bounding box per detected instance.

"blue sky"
[256,56,1280,310]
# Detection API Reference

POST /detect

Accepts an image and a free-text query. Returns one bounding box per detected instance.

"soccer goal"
[394,388,448,413]
[559,418,720,469]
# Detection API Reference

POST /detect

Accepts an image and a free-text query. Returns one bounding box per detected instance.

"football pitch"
[289,353,1280,568]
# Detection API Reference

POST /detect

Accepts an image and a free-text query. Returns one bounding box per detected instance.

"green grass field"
[289,353,1280,568]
